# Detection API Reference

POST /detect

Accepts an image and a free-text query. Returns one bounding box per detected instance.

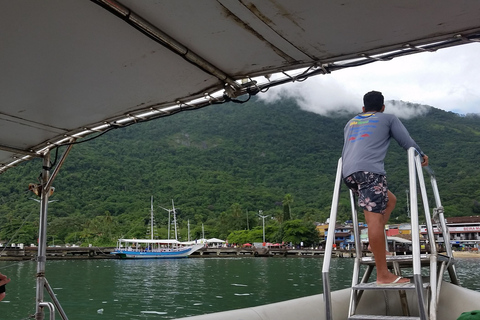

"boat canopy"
[1,0,480,173]
[207,238,226,244]
[119,239,181,245]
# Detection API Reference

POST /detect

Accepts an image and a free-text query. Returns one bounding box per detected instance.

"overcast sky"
[259,43,480,118]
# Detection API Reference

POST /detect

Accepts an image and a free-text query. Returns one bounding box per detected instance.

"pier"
[0,246,117,260]
[0,246,363,260]
[192,247,330,257]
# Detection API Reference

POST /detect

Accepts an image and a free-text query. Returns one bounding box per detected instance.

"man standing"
[342,91,428,284]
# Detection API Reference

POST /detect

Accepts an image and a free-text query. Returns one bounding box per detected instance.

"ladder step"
[360,253,452,266]
[353,281,428,291]
[349,315,420,319]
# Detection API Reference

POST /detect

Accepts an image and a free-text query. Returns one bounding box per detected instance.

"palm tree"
[230,203,244,230]
[282,194,293,222]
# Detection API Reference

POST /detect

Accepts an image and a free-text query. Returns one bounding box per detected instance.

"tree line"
[0,98,478,247]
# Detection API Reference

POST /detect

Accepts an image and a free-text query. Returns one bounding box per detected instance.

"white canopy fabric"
[181,238,225,245]
[1,0,480,173]
[206,238,226,244]
[119,239,180,244]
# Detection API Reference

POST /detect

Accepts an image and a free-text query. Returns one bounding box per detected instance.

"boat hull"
[111,244,204,259]
[113,248,192,259]
[172,281,480,320]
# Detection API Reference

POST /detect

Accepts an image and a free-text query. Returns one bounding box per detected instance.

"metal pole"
[415,158,436,255]
[38,302,55,320]
[150,196,154,240]
[414,156,438,320]
[406,189,410,218]
[35,153,51,320]
[350,190,362,260]
[323,157,343,320]
[262,212,265,243]
[33,144,73,320]
[349,189,362,316]
[430,174,454,258]
[408,148,427,320]
[258,210,268,243]
[44,278,68,320]
[172,200,178,241]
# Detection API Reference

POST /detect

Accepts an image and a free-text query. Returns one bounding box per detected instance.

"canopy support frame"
[92,0,242,95]
[35,142,74,320]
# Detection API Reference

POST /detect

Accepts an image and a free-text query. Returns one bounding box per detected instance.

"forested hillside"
[0,98,479,246]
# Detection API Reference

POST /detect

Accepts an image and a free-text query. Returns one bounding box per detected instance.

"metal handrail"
[322,158,343,320]
[424,160,460,291]
[44,278,69,320]
[38,302,55,320]
[407,147,428,320]
[324,148,457,319]
[422,164,454,259]
[349,189,362,317]
[412,152,438,320]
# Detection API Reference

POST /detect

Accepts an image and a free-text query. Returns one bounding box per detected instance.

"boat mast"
[168,209,171,239]
[172,199,178,241]
[160,203,174,240]
[150,196,154,240]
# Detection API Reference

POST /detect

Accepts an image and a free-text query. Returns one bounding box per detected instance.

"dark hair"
[363,91,384,112]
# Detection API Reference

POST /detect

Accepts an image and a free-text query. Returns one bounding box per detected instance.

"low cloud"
[384,101,429,119]
[258,77,358,115]
[258,43,480,116]
[259,77,429,119]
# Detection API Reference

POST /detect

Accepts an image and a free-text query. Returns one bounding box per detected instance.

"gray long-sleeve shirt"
[341,112,424,178]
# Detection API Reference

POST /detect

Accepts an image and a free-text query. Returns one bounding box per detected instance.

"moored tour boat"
[112,197,204,259]
[111,238,204,259]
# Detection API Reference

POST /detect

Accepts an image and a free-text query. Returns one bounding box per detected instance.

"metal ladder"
[322,148,459,320]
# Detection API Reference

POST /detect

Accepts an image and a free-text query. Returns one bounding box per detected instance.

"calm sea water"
[0,257,479,320]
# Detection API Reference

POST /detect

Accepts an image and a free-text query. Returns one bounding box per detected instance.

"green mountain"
[0,98,479,245]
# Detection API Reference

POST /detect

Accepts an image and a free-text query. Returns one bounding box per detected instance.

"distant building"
[322,222,367,250]
[420,216,480,249]
[319,216,480,252]
[315,223,328,238]
[398,223,412,235]
[386,225,399,236]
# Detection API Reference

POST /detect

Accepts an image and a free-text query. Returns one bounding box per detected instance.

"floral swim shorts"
[343,171,388,214]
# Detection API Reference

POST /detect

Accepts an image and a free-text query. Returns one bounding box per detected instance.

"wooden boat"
[111,197,203,259]
[111,238,203,259]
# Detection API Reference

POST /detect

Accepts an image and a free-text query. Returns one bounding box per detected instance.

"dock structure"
[192,247,329,257]
[0,246,116,260]
[0,246,360,260]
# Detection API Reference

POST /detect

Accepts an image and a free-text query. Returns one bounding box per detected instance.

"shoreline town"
[0,245,478,261]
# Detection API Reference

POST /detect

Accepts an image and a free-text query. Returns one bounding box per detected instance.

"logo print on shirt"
[347,115,377,142]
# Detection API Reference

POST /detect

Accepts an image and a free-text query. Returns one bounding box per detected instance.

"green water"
[0,257,479,319]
